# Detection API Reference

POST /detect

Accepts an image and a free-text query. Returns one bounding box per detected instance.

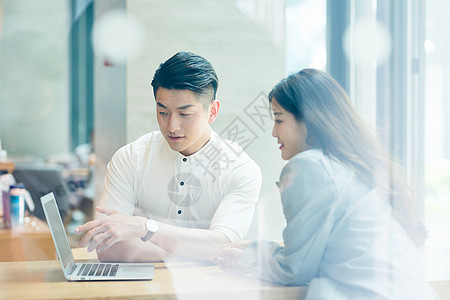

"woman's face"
[271,98,310,160]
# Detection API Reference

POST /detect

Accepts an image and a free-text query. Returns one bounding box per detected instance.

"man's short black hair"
[151,52,219,107]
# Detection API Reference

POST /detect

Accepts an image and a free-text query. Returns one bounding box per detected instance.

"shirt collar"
[164,129,217,161]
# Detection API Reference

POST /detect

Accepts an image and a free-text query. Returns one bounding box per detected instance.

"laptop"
[40,192,154,281]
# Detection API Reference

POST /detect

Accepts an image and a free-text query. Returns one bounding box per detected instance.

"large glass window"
[1,1,448,278]
[423,0,450,279]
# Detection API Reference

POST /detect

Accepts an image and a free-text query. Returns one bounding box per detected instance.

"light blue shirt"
[239,149,438,299]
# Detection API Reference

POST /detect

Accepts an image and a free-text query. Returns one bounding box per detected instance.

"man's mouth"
[169,136,184,141]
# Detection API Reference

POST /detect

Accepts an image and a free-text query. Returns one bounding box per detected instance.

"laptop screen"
[41,193,74,272]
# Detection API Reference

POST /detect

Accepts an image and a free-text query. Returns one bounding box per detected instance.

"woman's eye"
[275,119,282,124]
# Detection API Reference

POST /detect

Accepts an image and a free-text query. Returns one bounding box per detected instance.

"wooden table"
[0,216,56,261]
[0,248,448,300]
[0,248,307,300]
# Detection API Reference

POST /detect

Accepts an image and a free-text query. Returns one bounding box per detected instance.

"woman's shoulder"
[278,149,339,216]
[283,149,329,175]
[281,149,358,194]
[288,148,355,178]
[280,149,333,187]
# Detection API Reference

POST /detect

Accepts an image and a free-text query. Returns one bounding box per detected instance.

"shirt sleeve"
[96,145,137,218]
[237,154,337,285]
[209,159,262,242]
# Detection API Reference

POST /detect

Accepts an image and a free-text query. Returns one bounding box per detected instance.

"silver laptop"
[41,192,154,281]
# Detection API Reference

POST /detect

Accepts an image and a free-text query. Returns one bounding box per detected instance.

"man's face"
[156,88,218,156]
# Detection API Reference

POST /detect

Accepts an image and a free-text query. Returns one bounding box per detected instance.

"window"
[424,0,450,269]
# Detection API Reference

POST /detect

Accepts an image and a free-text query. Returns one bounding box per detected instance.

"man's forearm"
[149,222,231,261]
[97,238,172,262]
[83,212,232,262]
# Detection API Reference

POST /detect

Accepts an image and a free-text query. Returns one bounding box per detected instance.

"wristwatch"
[141,219,159,242]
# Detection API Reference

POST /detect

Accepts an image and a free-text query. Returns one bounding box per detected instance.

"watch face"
[146,219,158,233]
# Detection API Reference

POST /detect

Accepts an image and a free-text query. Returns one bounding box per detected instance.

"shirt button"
[182,158,187,162]
[178,210,182,214]
[180,181,184,186]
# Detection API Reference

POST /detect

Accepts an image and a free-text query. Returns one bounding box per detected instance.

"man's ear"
[208,100,220,124]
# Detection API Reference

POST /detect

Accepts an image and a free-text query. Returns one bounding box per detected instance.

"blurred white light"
[424,39,436,53]
[92,10,143,65]
[343,17,392,67]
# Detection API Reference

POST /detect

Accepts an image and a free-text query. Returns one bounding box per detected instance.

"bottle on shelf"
[10,183,26,226]
[0,174,15,227]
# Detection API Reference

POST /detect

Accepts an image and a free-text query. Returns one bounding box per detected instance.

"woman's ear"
[208,100,220,124]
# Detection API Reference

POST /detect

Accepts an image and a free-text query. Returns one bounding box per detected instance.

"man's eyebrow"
[177,104,194,110]
[156,102,194,110]
[273,112,283,116]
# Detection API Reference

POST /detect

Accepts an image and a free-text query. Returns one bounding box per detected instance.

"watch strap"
[141,230,154,242]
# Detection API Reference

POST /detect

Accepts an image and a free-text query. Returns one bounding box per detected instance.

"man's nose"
[168,115,181,132]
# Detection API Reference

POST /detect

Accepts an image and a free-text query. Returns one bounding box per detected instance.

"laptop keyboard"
[72,263,119,277]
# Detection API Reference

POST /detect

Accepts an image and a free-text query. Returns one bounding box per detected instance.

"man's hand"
[75,207,146,253]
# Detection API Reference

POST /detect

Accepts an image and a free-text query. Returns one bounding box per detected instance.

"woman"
[212,69,437,299]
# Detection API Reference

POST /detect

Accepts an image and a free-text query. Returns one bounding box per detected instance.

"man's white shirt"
[97,130,262,242]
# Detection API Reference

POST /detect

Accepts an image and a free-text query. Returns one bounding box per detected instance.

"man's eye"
[180,113,191,117]
[159,111,168,116]
[275,120,282,124]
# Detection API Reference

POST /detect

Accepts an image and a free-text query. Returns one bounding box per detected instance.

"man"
[76,52,262,262]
